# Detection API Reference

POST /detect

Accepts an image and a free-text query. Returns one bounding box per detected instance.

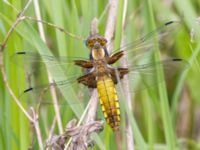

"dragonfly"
[12,21,189,131]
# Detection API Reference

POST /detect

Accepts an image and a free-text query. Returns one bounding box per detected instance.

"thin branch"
[120,0,135,150]
[0,0,32,52]
[121,25,135,150]
[33,0,64,134]
[19,0,33,16]
[30,108,44,150]
[84,90,99,123]
[23,16,85,41]
[0,16,25,52]
[0,66,33,122]
[105,0,119,53]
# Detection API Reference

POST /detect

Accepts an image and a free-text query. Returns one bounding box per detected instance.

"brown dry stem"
[120,0,135,149]
[105,0,119,53]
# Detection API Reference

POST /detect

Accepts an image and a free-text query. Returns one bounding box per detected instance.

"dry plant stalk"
[105,0,118,53]
[120,0,135,149]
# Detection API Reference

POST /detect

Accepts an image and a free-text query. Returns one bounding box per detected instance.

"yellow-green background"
[0,0,200,150]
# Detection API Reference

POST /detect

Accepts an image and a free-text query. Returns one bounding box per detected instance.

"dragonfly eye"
[86,39,95,48]
[97,38,107,46]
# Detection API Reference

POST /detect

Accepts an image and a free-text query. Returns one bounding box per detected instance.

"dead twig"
[65,119,103,150]
[46,119,103,150]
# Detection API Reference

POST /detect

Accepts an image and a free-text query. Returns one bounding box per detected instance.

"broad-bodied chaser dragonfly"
[12,21,189,131]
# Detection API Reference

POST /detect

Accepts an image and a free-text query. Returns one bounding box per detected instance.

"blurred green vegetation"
[0,0,200,150]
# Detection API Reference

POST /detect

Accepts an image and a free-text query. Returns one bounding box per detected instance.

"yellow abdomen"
[97,76,120,131]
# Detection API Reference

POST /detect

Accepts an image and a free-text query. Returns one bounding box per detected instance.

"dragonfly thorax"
[91,47,105,60]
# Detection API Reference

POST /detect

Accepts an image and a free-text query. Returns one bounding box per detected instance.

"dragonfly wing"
[11,51,96,107]
[116,58,189,93]
[19,74,90,107]
[110,21,182,64]
[11,51,91,76]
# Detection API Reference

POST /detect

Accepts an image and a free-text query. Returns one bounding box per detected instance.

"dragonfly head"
[86,34,107,49]
[86,34,108,60]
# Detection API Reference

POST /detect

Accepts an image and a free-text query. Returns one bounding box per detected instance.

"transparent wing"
[118,58,189,92]
[11,51,90,76]
[18,74,90,107]
[11,51,96,107]
[111,21,182,64]
[11,51,89,65]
